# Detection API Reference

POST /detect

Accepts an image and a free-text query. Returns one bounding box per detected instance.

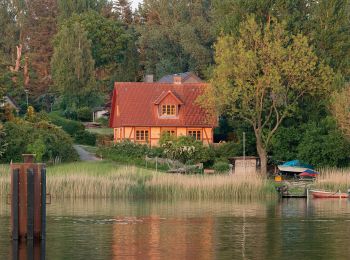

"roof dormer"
[154,90,183,118]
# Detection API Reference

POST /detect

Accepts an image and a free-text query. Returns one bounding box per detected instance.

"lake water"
[1,198,350,259]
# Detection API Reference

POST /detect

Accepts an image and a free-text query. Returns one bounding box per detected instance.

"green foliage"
[297,118,350,168]
[270,117,350,167]
[27,138,46,162]
[76,107,92,122]
[160,135,210,164]
[66,11,129,68]
[1,120,79,163]
[74,130,96,146]
[98,141,169,171]
[57,0,109,20]
[309,0,350,78]
[270,126,302,162]
[104,140,151,159]
[51,21,99,110]
[0,124,7,158]
[138,0,214,78]
[202,16,335,173]
[213,161,230,173]
[48,113,85,136]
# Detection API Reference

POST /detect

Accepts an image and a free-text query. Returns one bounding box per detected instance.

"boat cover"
[300,169,319,177]
[281,160,314,169]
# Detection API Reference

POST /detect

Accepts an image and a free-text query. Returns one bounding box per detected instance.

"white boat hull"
[277,166,309,173]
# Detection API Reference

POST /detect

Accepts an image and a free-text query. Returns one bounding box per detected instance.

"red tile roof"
[109,82,217,128]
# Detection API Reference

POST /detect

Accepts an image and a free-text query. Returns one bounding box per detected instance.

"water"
[1,198,350,259]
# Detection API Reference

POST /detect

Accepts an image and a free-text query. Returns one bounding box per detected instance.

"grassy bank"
[0,162,276,200]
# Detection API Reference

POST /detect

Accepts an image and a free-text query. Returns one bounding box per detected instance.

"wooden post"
[40,168,46,240]
[10,154,47,241]
[11,169,19,240]
[27,168,35,240]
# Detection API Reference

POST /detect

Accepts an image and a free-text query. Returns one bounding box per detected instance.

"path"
[73,145,100,161]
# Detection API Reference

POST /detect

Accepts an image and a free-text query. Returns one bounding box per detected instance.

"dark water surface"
[1,198,350,259]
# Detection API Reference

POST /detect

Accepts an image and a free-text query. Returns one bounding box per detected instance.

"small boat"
[309,190,349,199]
[278,160,314,174]
[299,169,319,178]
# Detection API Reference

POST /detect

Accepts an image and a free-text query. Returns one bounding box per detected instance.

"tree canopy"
[201,16,335,173]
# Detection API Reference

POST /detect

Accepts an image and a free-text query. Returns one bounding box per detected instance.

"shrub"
[96,117,109,127]
[1,120,79,163]
[77,107,92,122]
[48,113,85,136]
[160,135,210,164]
[74,130,97,146]
[213,161,230,173]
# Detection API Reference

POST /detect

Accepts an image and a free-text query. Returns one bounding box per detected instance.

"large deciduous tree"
[137,0,214,79]
[51,22,97,110]
[201,17,335,174]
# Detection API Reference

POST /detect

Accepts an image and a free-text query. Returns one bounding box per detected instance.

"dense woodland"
[1,0,350,170]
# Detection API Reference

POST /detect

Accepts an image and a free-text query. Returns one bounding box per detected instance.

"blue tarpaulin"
[282,160,314,169]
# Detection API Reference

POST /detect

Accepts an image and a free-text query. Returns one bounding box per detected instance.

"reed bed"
[0,162,276,199]
[314,168,350,192]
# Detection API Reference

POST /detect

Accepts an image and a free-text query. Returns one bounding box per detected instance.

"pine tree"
[23,0,58,97]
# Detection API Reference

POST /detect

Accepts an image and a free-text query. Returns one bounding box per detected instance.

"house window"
[136,130,149,142]
[162,129,176,136]
[161,104,176,116]
[188,130,201,140]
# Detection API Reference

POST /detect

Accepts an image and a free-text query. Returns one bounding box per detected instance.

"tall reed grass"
[0,162,276,199]
[314,168,350,192]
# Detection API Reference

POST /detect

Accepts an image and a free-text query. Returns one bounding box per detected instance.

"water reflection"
[11,240,45,260]
[1,198,350,259]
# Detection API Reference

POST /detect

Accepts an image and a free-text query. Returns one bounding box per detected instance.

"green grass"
[0,161,276,200]
[86,128,113,135]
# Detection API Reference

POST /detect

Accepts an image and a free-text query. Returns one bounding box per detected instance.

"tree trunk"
[256,133,268,175]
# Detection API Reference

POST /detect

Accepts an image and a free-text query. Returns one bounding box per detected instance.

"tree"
[308,0,350,79]
[0,124,7,158]
[212,0,350,79]
[57,0,109,20]
[332,84,350,137]
[137,0,214,79]
[51,21,98,110]
[23,0,58,97]
[114,0,133,24]
[201,17,335,174]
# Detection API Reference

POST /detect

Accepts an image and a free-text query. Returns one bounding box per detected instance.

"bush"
[77,107,92,122]
[160,135,210,164]
[74,130,97,146]
[1,120,79,163]
[48,113,85,136]
[213,161,230,173]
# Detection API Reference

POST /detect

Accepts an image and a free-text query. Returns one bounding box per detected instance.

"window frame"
[135,129,149,142]
[160,104,177,117]
[187,129,202,141]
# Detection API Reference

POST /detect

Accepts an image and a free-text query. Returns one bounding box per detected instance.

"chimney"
[144,74,154,83]
[173,75,182,84]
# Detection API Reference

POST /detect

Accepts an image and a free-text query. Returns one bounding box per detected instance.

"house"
[0,95,20,114]
[158,72,203,83]
[109,75,217,146]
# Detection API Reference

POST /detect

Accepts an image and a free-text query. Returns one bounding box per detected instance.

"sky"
[131,0,143,10]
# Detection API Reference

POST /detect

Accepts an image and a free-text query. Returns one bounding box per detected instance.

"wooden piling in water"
[10,154,47,241]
